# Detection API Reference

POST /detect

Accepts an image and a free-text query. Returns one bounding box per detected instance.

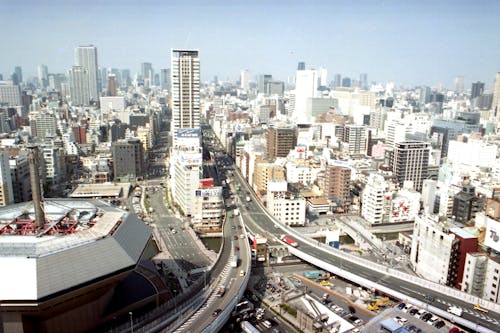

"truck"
[216,285,225,297]
[447,306,463,317]
[246,196,251,202]
[280,235,298,247]
[231,254,239,268]
[304,270,324,279]
[234,208,240,216]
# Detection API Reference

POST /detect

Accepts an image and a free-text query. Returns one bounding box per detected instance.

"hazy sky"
[1,0,500,88]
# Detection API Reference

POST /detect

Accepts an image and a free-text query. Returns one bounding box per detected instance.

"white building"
[170,147,202,217]
[361,174,391,224]
[0,151,13,206]
[294,69,319,124]
[171,49,200,147]
[100,96,125,113]
[447,140,498,168]
[267,180,306,226]
[410,215,457,285]
[342,124,367,156]
[192,186,224,231]
[75,45,99,102]
[240,69,250,90]
[0,82,22,106]
[69,66,91,106]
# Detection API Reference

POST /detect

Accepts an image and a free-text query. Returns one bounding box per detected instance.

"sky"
[1,0,500,88]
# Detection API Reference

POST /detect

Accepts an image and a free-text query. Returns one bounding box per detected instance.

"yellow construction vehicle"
[367,297,390,311]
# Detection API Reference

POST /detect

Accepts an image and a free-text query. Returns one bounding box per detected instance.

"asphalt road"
[230,163,500,332]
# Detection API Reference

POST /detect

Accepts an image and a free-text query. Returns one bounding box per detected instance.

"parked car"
[212,308,222,317]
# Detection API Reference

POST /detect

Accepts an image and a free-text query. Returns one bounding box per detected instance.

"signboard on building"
[179,151,202,166]
[177,128,201,138]
[484,216,500,252]
[195,187,223,197]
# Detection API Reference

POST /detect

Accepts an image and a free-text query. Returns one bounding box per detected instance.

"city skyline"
[1,0,500,87]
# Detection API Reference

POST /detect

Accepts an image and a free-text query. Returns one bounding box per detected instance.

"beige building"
[253,162,285,194]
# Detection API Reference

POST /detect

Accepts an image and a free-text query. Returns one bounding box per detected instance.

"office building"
[160,68,170,90]
[266,125,298,160]
[359,73,368,90]
[13,66,23,84]
[240,69,250,90]
[111,138,145,181]
[0,151,14,206]
[452,184,483,223]
[258,74,273,94]
[471,81,484,100]
[334,74,341,89]
[106,74,118,96]
[141,62,153,86]
[419,86,431,105]
[323,164,351,210]
[361,173,391,224]
[342,124,367,156]
[341,77,351,87]
[266,80,284,96]
[297,61,305,70]
[9,154,31,203]
[37,64,49,88]
[170,49,200,145]
[69,66,91,105]
[493,72,500,120]
[75,45,99,102]
[30,111,57,140]
[48,73,66,92]
[0,82,22,106]
[294,69,319,123]
[454,75,464,93]
[267,180,306,226]
[386,141,430,191]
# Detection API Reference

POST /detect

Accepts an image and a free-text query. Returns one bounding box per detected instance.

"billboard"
[484,216,500,252]
[176,128,201,138]
[195,187,223,197]
[179,151,202,166]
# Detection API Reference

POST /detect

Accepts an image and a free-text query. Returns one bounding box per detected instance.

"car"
[409,308,419,315]
[395,316,407,324]
[240,270,245,277]
[320,280,330,286]
[354,319,363,326]
[212,308,222,317]
[434,320,445,329]
[233,235,238,240]
[424,294,435,302]
[448,327,459,333]
[421,313,432,321]
[397,303,406,310]
[240,234,245,239]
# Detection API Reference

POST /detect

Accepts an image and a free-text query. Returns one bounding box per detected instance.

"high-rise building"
[361,174,391,224]
[170,49,200,145]
[266,81,285,96]
[75,45,99,102]
[454,75,465,93]
[341,77,351,87]
[266,125,298,160]
[323,164,351,210]
[69,66,91,105]
[386,141,430,191]
[37,64,49,88]
[48,73,66,92]
[0,82,22,106]
[141,62,153,86]
[493,72,500,120]
[258,74,273,94]
[452,184,483,223]
[319,67,328,87]
[359,73,368,90]
[106,74,118,96]
[297,61,306,70]
[419,86,431,105]
[471,81,484,99]
[30,111,57,139]
[9,154,31,203]
[342,124,367,155]
[294,69,319,123]
[112,138,144,181]
[14,66,23,84]
[240,69,250,90]
[160,68,170,90]
[0,151,14,206]
[334,74,341,89]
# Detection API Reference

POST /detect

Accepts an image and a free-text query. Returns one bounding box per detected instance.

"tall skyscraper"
[493,72,500,120]
[13,66,23,84]
[266,125,298,159]
[294,69,319,123]
[37,64,49,88]
[69,66,91,105]
[160,68,170,90]
[360,73,368,90]
[240,69,250,90]
[334,74,341,88]
[319,67,328,87]
[106,74,118,96]
[0,151,13,206]
[454,75,465,93]
[171,49,200,144]
[258,74,273,94]
[471,81,484,100]
[141,62,153,86]
[297,61,306,70]
[75,45,99,102]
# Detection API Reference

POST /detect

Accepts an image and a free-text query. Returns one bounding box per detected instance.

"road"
[229,161,500,332]
[177,213,251,333]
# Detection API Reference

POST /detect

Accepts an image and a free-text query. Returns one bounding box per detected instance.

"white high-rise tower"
[75,45,99,103]
[171,49,200,145]
[240,69,250,90]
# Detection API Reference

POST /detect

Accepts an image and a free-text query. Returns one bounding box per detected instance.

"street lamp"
[128,312,133,333]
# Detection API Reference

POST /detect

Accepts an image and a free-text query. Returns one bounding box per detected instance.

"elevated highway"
[232,166,499,333]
